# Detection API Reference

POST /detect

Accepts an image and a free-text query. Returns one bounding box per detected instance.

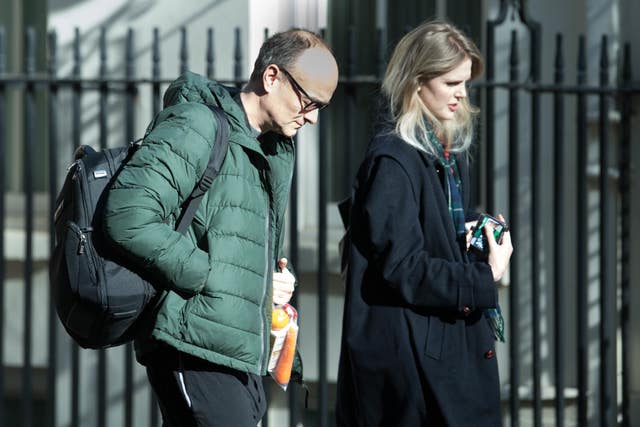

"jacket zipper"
[255,141,295,373]
[265,142,294,372]
[260,170,272,372]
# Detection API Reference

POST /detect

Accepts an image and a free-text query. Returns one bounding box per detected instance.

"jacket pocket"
[424,316,444,360]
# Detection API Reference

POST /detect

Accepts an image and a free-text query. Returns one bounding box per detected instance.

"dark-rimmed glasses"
[280,67,328,113]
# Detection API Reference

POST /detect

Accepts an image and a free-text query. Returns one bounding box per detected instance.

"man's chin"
[273,124,301,138]
[284,128,299,138]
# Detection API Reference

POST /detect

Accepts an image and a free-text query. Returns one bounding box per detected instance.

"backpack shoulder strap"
[175,105,230,234]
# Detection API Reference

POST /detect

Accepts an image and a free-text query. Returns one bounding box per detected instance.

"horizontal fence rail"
[0,13,638,427]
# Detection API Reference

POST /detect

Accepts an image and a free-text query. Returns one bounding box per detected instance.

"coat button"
[462,306,471,314]
[484,350,495,359]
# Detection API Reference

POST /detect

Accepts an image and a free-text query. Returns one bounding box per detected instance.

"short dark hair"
[249,29,333,83]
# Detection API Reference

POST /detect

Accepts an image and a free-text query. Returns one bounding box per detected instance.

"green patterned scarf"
[427,127,505,342]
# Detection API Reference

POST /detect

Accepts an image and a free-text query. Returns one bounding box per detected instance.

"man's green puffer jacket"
[103,72,295,376]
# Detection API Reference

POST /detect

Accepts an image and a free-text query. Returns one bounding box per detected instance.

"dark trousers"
[145,345,267,427]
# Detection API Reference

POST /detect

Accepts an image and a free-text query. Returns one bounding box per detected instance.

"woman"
[336,21,513,426]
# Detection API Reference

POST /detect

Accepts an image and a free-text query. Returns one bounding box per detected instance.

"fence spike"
[180,26,188,75]
[99,28,108,151]
[126,28,135,79]
[206,28,214,79]
[510,30,519,68]
[152,28,160,79]
[25,27,36,75]
[234,27,242,85]
[554,33,564,80]
[152,28,161,116]
[577,35,586,83]
[48,31,57,77]
[600,34,609,85]
[73,28,81,78]
[0,26,5,74]
[530,23,541,82]
[99,28,107,78]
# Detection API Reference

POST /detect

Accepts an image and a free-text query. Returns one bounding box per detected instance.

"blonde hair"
[381,20,484,156]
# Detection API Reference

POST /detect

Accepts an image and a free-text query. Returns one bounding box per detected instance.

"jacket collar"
[162,72,293,161]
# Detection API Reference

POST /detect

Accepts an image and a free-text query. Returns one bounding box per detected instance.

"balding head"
[288,46,339,106]
[249,29,336,84]
[241,28,339,137]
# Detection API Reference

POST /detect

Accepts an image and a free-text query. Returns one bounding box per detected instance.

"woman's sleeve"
[102,103,218,296]
[355,155,497,311]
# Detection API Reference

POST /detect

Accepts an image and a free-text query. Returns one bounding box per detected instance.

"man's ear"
[263,64,280,93]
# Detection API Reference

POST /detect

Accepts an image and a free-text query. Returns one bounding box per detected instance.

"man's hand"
[486,214,513,282]
[272,258,295,305]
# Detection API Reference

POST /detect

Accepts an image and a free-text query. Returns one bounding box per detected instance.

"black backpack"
[50,105,229,349]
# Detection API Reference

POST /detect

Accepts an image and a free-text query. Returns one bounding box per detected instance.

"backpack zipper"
[78,232,86,255]
[74,158,106,307]
[68,222,97,284]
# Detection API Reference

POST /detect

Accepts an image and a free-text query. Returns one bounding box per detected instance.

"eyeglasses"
[280,67,328,113]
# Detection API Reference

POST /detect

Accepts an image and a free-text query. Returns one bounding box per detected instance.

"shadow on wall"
[50,0,231,53]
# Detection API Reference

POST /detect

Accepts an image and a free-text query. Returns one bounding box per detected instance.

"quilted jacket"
[103,72,295,376]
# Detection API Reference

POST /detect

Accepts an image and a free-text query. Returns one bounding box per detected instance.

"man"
[102,29,339,426]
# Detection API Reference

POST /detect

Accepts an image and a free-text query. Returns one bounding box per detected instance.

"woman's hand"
[272,258,295,305]
[486,214,513,282]
[465,220,477,250]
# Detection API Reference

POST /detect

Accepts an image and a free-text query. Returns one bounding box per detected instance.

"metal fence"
[480,4,637,427]
[0,4,638,427]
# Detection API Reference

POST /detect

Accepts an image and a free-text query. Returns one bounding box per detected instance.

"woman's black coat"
[336,129,501,427]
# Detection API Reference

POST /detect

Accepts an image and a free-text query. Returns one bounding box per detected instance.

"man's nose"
[303,108,319,124]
